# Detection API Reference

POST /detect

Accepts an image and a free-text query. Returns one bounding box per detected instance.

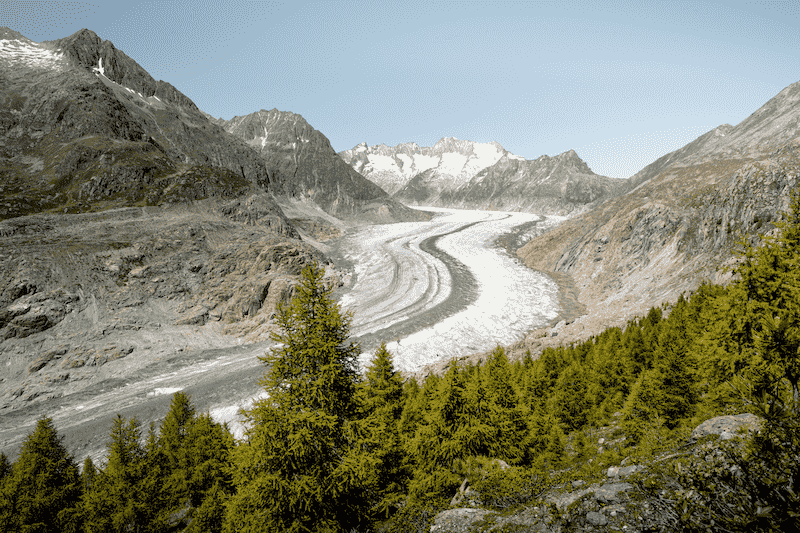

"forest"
[1,192,799,532]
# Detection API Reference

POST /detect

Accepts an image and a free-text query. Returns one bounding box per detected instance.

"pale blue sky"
[3,1,799,177]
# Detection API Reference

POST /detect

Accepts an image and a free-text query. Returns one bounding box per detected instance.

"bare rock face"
[690,413,761,441]
[0,206,325,415]
[0,27,281,220]
[436,149,627,215]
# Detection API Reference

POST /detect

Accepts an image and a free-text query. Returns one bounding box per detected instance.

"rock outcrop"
[0,206,324,415]
[438,149,628,215]
[432,414,763,533]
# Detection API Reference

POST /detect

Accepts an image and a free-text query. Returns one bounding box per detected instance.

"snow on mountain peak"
[0,35,65,71]
[340,138,510,195]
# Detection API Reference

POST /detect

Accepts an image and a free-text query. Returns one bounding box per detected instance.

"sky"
[2,0,799,178]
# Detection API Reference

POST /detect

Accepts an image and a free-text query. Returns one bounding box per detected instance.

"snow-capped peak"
[341,138,511,195]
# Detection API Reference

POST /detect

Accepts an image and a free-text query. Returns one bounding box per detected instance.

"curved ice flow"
[338,207,563,372]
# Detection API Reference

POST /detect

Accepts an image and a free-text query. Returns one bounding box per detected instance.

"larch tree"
[225,262,370,533]
[0,417,82,533]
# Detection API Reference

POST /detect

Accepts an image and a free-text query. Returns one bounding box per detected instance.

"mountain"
[437,149,627,215]
[340,139,625,215]
[339,137,509,196]
[214,109,425,223]
[511,81,800,354]
[0,26,424,444]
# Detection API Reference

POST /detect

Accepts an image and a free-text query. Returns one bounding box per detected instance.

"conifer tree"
[82,456,97,494]
[82,415,156,533]
[186,482,226,533]
[548,361,590,432]
[0,417,82,533]
[358,343,409,517]
[525,409,566,469]
[0,454,9,488]
[225,262,369,533]
[651,295,699,427]
[184,412,234,507]
[158,392,196,518]
[481,347,529,464]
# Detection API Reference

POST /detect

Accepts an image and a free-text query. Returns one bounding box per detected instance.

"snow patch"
[210,390,269,440]
[414,154,440,173]
[439,152,468,175]
[0,39,65,70]
[471,142,504,167]
[368,154,401,173]
[93,57,105,77]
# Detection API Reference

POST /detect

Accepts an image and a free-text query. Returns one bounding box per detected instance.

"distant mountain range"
[340,139,627,215]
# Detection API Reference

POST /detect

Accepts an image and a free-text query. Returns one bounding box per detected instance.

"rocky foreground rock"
[431,414,763,533]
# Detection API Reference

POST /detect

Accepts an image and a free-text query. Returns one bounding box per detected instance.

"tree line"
[2,192,799,532]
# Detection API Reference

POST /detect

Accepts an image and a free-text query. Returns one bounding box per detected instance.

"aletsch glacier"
[336,207,563,372]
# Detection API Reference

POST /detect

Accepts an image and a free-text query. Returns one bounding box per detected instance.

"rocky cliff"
[438,149,627,215]
[512,82,800,352]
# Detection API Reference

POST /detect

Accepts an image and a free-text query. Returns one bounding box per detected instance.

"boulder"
[430,508,496,533]
[690,413,761,441]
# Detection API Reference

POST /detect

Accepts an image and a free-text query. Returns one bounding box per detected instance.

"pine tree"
[184,412,234,507]
[548,361,590,432]
[0,454,9,482]
[651,295,699,427]
[0,417,82,533]
[158,392,196,519]
[186,482,226,533]
[81,456,97,494]
[225,262,369,533]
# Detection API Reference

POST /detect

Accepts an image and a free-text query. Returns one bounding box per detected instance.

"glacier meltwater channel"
[337,207,563,371]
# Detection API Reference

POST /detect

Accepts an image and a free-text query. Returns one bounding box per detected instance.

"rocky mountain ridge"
[214,108,425,222]
[341,139,626,215]
[339,137,512,197]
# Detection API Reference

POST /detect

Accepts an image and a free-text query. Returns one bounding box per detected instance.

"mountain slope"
[0,27,348,434]
[216,109,426,222]
[439,149,627,215]
[514,81,800,350]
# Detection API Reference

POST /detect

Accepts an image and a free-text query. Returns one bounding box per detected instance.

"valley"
[0,207,566,462]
